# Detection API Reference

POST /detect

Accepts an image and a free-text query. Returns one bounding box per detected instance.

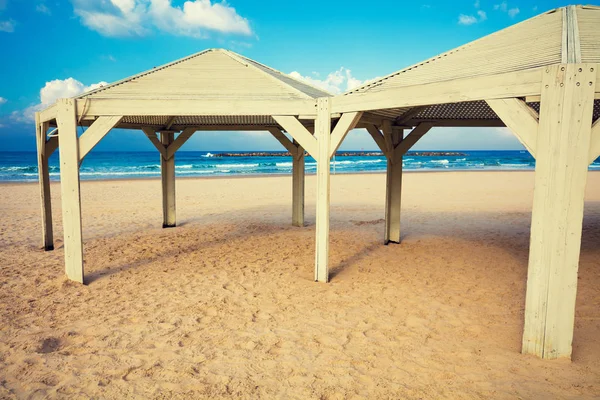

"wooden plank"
[394,123,434,159]
[56,99,84,283]
[329,111,363,158]
[46,136,58,157]
[314,98,331,282]
[166,127,197,160]
[77,98,317,118]
[382,120,393,157]
[35,114,54,251]
[292,140,305,227]
[272,115,318,157]
[523,64,596,360]
[486,98,539,157]
[160,131,176,228]
[331,67,544,113]
[78,116,123,161]
[142,127,167,159]
[39,103,58,123]
[396,119,507,128]
[384,125,403,244]
[526,93,600,102]
[267,127,298,155]
[365,125,391,158]
[588,119,600,164]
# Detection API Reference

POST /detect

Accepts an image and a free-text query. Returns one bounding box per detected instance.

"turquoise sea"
[1,150,599,182]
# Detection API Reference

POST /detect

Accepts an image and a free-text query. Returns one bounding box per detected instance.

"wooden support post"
[35,113,54,251]
[522,64,596,359]
[315,98,331,282]
[56,99,84,283]
[160,131,176,228]
[268,127,305,226]
[292,141,305,227]
[384,122,403,244]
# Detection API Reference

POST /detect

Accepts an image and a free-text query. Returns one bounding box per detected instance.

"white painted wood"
[393,123,434,159]
[268,128,305,227]
[160,131,176,228]
[332,67,544,113]
[292,140,305,227]
[365,125,391,159]
[329,111,363,158]
[587,119,600,164]
[314,97,331,282]
[166,127,197,160]
[35,114,54,251]
[78,116,123,161]
[77,98,317,119]
[142,127,167,159]
[486,98,539,157]
[39,103,58,123]
[46,136,58,157]
[384,124,403,244]
[267,127,298,155]
[272,115,318,157]
[57,99,84,283]
[523,64,596,359]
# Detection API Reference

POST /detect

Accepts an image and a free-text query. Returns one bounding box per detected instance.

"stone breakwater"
[213,151,468,157]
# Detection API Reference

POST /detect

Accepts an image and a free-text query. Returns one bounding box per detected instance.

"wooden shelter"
[36,5,599,360]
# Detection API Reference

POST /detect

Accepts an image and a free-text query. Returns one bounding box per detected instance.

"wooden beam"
[35,114,54,251]
[329,112,363,158]
[267,127,298,155]
[365,125,391,158]
[78,116,123,161]
[76,98,317,118]
[272,115,318,158]
[292,140,305,227]
[384,125,403,244]
[587,119,600,164]
[393,123,434,159]
[142,127,167,159]
[314,98,331,283]
[160,131,176,228]
[165,116,177,130]
[46,136,58,157]
[39,103,58,123]
[395,106,426,125]
[526,93,600,102]
[486,98,539,157]
[166,127,196,160]
[56,99,84,283]
[523,64,596,360]
[332,67,544,113]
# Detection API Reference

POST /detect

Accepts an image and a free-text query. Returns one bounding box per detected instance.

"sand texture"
[1,171,599,399]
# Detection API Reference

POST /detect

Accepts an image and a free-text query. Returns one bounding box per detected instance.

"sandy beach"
[1,170,599,399]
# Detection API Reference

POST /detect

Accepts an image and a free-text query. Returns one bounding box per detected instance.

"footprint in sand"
[36,337,61,354]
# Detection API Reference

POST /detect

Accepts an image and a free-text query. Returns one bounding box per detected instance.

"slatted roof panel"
[77,49,332,101]
[345,5,597,96]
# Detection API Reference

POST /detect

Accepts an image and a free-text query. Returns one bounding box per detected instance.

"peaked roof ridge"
[343,5,570,96]
[220,49,332,98]
[76,48,219,99]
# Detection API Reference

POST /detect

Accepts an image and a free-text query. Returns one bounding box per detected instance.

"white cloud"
[288,68,379,95]
[458,14,478,25]
[494,1,508,11]
[36,4,51,14]
[508,7,519,17]
[71,0,252,38]
[0,19,15,32]
[474,0,480,8]
[0,97,6,105]
[11,78,107,123]
[477,10,487,21]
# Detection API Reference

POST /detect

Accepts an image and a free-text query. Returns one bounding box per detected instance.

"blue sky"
[0,0,584,152]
